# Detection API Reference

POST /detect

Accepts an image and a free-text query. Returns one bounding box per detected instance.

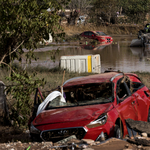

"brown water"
[20,36,150,73]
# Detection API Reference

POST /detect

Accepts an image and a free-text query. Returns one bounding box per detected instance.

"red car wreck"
[29,72,150,142]
[80,31,113,43]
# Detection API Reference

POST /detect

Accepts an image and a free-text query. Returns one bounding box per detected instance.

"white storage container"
[60,54,101,73]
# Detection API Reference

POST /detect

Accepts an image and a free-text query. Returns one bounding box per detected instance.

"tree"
[121,0,150,24]
[90,0,119,24]
[0,0,65,65]
[59,0,92,25]
[68,0,92,14]
[0,0,69,127]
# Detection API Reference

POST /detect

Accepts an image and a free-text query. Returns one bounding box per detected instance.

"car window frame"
[130,81,144,93]
[89,31,95,36]
[116,77,131,104]
[45,82,115,110]
[84,31,89,36]
[96,31,107,36]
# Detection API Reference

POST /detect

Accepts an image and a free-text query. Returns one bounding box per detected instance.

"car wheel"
[147,108,150,122]
[114,124,123,139]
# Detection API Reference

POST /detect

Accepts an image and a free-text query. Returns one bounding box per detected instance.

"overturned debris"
[127,138,150,146]
[126,118,150,134]
[126,119,150,146]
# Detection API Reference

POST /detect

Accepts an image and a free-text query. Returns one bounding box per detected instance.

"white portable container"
[60,54,101,73]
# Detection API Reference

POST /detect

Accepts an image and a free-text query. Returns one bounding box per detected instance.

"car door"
[131,81,149,121]
[83,31,89,38]
[115,80,138,121]
[88,32,95,39]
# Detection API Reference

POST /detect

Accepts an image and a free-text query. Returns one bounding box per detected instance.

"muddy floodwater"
[20,36,150,73]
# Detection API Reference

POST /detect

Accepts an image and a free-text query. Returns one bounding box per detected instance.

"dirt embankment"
[63,24,143,37]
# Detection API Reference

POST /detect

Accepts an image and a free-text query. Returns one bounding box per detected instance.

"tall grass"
[133,71,150,89]
[29,67,95,94]
[35,70,150,91]
[1,67,150,92]
[17,66,150,92]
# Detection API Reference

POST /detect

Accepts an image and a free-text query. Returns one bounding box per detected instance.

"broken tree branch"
[0,40,24,66]
[9,40,24,56]
[1,62,16,75]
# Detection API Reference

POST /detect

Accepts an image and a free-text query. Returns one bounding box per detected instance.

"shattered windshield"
[96,31,107,36]
[45,82,113,109]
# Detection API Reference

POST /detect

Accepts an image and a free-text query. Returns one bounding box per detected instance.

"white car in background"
[77,16,86,25]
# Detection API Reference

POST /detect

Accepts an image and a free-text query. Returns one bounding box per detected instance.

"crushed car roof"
[63,72,120,88]
[63,72,139,88]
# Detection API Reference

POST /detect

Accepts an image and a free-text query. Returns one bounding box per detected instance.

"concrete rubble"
[1,119,150,149]
[0,136,148,150]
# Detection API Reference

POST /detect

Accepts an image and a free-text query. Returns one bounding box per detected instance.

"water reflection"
[130,46,150,61]
[81,41,112,51]
[15,36,150,73]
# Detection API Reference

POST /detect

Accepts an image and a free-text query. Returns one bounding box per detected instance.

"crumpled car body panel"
[29,72,150,142]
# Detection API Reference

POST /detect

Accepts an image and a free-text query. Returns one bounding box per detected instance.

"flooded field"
[20,36,150,73]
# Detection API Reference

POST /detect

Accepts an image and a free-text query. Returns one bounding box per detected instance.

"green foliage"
[120,0,150,23]
[90,0,150,24]
[0,0,66,64]
[0,0,69,127]
[6,68,46,127]
[90,0,119,24]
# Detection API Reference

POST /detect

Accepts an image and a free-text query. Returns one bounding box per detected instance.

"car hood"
[33,103,114,126]
[97,35,111,38]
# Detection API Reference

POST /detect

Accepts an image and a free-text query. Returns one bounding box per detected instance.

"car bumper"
[30,121,114,142]
[84,121,114,141]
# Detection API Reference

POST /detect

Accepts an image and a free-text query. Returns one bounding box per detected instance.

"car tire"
[114,124,123,139]
[147,108,150,122]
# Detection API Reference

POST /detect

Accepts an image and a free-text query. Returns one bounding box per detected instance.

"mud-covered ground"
[0,124,150,150]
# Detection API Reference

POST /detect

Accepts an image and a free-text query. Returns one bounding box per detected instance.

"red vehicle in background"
[29,72,150,142]
[80,31,113,43]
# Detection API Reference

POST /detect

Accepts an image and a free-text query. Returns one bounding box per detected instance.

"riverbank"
[61,24,142,43]
[63,24,143,37]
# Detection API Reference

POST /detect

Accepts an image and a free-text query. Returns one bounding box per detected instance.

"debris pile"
[0,138,136,150]
[126,119,150,146]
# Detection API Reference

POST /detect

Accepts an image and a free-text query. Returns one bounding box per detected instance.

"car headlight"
[30,123,41,134]
[87,113,108,128]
